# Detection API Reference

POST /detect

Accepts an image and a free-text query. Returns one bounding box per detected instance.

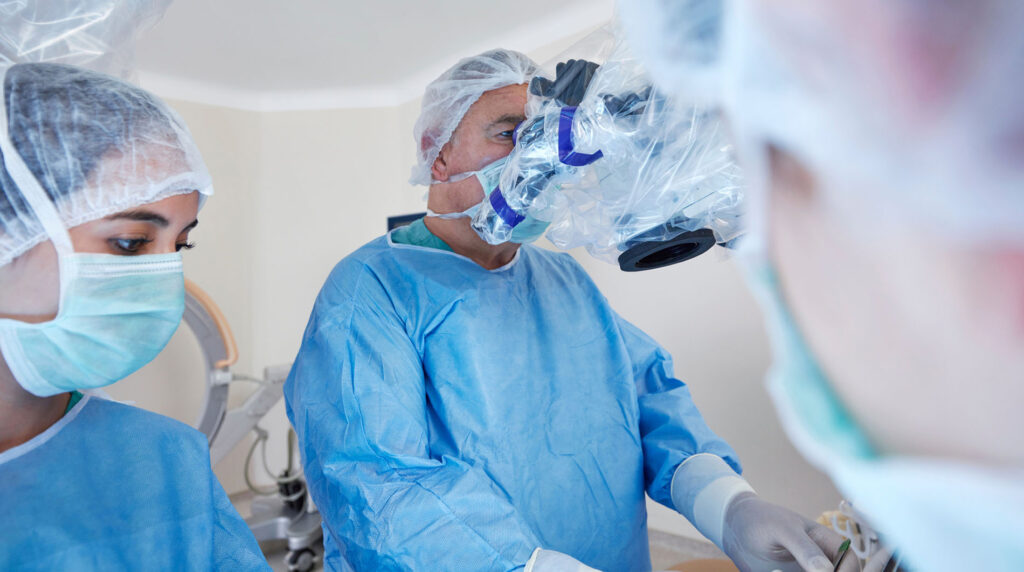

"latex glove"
[671,454,859,572]
[528,59,600,107]
[524,548,603,572]
[722,492,861,572]
[862,547,901,572]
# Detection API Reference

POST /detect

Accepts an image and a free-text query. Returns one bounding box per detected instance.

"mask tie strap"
[0,68,77,305]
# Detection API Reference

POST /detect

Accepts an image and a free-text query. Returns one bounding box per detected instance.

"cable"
[231,373,268,384]
[243,426,278,496]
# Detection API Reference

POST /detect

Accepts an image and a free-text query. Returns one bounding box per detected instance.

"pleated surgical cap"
[0,63,212,266]
[409,49,536,186]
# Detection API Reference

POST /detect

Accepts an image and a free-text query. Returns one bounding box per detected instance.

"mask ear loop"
[0,68,78,313]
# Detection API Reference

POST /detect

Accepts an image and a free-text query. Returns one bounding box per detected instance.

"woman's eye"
[499,130,514,139]
[175,241,196,252]
[109,237,151,254]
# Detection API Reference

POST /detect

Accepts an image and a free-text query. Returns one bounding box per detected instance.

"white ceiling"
[135,0,614,111]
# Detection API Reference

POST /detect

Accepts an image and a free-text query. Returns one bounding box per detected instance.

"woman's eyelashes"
[108,237,152,254]
[105,237,195,254]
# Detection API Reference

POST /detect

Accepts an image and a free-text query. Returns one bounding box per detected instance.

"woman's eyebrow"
[106,210,169,228]
[182,219,199,233]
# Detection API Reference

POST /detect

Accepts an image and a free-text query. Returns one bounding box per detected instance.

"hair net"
[618,0,1024,245]
[470,26,744,268]
[409,48,537,186]
[0,0,171,78]
[0,63,212,267]
[0,0,210,267]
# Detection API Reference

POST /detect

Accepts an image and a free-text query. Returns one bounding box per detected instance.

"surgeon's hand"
[722,493,861,572]
[528,59,600,107]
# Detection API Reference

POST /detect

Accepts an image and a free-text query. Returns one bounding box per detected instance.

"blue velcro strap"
[489,188,525,228]
[558,106,604,166]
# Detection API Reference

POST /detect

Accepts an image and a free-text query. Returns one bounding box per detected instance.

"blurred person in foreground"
[620,1,1024,570]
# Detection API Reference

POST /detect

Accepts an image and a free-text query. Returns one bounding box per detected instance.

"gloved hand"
[524,548,603,572]
[671,454,860,572]
[722,492,861,572]
[529,59,600,107]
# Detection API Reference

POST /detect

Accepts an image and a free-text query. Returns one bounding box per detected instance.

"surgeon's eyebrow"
[105,209,198,234]
[106,209,170,228]
[488,114,526,129]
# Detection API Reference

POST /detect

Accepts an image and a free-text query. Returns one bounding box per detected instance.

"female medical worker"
[0,63,269,570]
[619,1,1024,571]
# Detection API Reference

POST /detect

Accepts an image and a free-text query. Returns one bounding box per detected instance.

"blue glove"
[672,454,860,572]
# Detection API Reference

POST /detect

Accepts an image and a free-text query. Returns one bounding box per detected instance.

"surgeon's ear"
[431,142,452,183]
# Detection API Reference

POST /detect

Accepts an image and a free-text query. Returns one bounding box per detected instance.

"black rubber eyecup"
[617,228,717,272]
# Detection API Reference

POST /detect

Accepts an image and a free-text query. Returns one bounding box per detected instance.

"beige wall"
[111,43,843,541]
[109,100,427,493]
[575,253,842,537]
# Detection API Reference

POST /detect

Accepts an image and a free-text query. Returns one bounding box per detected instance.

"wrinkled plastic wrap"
[472,26,743,264]
[0,0,171,78]
[619,0,1024,246]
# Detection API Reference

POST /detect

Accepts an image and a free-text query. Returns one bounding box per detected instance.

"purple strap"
[558,106,604,166]
[489,188,525,228]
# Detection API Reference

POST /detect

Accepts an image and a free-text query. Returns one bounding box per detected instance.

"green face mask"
[426,156,509,220]
[507,214,550,244]
[0,251,185,397]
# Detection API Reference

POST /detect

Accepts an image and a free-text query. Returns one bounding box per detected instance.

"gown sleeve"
[613,312,743,509]
[285,262,541,572]
[207,457,273,571]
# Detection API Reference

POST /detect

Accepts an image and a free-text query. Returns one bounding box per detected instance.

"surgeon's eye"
[109,237,152,254]
[175,241,196,252]
[499,129,515,139]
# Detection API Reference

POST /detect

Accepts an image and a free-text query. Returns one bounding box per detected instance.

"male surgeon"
[285,49,854,572]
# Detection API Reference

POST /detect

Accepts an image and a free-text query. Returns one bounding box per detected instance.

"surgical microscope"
[471,27,745,271]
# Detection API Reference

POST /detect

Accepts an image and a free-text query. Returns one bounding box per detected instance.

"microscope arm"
[183,279,289,466]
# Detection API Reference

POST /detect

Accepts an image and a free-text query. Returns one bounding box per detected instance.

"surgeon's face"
[0,191,199,323]
[430,83,527,209]
[766,146,1024,466]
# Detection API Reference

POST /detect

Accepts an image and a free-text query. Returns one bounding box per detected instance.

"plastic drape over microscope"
[472,26,744,267]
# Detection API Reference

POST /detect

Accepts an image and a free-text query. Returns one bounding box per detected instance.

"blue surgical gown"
[285,236,739,571]
[0,395,269,571]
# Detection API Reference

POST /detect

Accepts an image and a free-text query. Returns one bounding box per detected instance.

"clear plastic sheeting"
[0,0,172,78]
[472,26,743,266]
[619,0,1024,246]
